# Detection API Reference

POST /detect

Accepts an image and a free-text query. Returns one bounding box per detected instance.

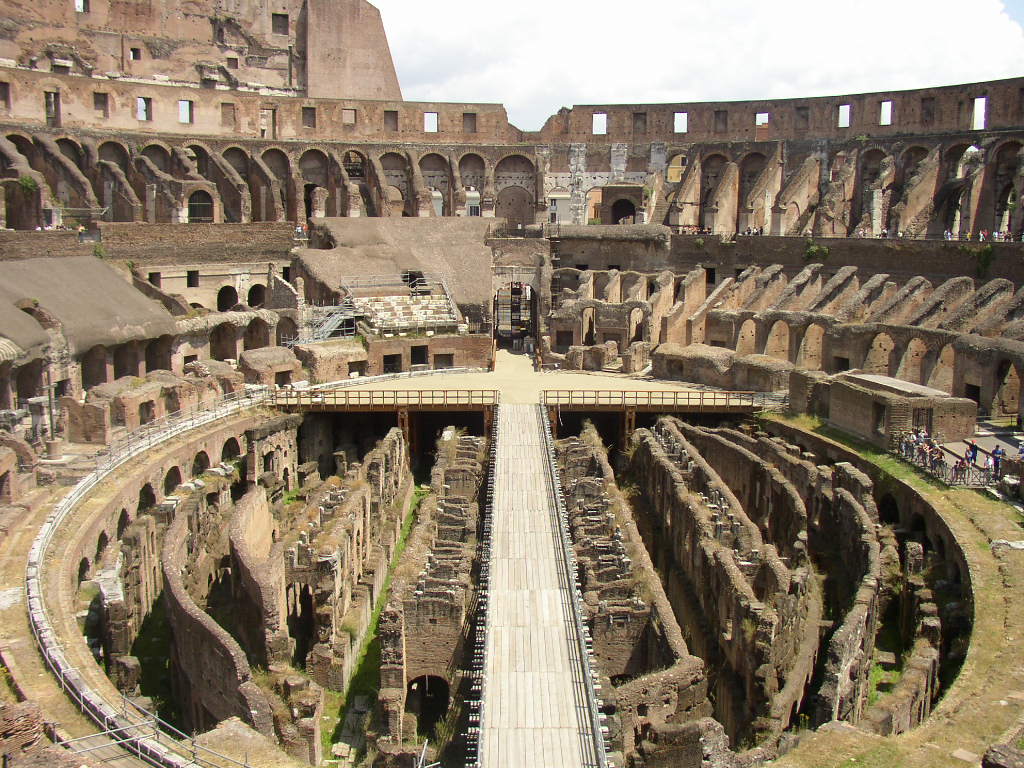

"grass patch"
[320,486,428,758]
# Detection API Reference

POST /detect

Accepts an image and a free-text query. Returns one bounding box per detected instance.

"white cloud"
[371,0,1024,131]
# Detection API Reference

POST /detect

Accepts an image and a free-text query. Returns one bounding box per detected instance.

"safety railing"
[464,407,498,768]
[893,435,998,488]
[541,389,764,410]
[271,388,499,409]
[538,405,610,768]
[96,389,268,471]
[27,391,268,768]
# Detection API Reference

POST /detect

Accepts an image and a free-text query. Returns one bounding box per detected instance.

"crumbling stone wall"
[289,428,412,695]
[162,489,277,738]
[628,418,821,746]
[376,429,488,746]
[555,425,717,766]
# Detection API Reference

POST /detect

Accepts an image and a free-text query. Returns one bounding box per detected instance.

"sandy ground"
[341,349,694,404]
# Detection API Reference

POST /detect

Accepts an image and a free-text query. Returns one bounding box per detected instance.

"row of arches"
[77,436,245,586]
[733,317,1020,416]
[4,130,544,227]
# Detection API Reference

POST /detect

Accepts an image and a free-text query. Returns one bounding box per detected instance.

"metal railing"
[97,389,268,471]
[271,388,499,409]
[541,389,764,410]
[465,409,498,768]
[26,390,267,768]
[893,436,997,487]
[538,405,609,768]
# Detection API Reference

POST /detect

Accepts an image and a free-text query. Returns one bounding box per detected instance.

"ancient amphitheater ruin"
[1,2,1024,768]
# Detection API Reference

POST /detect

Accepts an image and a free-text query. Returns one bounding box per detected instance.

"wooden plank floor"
[481,404,598,768]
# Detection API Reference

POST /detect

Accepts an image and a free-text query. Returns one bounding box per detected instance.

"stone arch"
[380,152,410,215]
[98,141,130,170]
[56,137,84,169]
[192,451,211,477]
[859,148,887,186]
[144,335,174,373]
[495,154,535,185]
[276,316,297,346]
[137,483,156,513]
[342,150,366,178]
[738,152,767,201]
[405,675,450,738]
[247,284,266,308]
[298,149,329,187]
[862,332,895,376]
[735,318,757,356]
[945,143,982,181]
[187,190,214,223]
[223,147,250,176]
[244,318,271,350]
[611,198,637,225]
[496,186,533,229]
[992,141,1022,232]
[796,323,826,370]
[763,320,791,361]
[417,153,450,215]
[700,150,724,202]
[95,530,109,563]
[261,148,291,179]
[163,466,182,496]
[217,285,239,312]
[77,557,90,585]
[112,344,139,379]
[210,323,237,361]
[458,153,485,191]
[896,337,929,384]
[299,149,329,219]
[141,144,171,173]
[221,437,242,462]
[262,148,292,215]
[927,344,955,393]
[993,359,1021,417]
[117,508,130,539]
[878,493,900,526]
[898,146,929,184]
[81,345,108,390]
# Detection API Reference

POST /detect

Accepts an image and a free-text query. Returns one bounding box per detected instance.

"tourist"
[993,445,1006,478]
[968,439,979,465]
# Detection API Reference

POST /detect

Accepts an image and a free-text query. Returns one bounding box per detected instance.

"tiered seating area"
[354,292,461,334]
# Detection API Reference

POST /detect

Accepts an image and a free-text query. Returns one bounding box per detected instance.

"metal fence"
[26,391,267,768]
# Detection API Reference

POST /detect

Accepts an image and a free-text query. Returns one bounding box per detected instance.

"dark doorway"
[217,286,239,312]
[406,676,450,738]
[611,198,637,224]
[187,190,214,223]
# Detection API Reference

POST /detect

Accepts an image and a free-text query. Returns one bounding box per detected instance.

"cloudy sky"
[371,0,1024,131]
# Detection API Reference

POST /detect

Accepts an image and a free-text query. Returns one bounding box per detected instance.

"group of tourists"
[942,229,1015,241]
[898,429,1018,485]
[899,429,950,474]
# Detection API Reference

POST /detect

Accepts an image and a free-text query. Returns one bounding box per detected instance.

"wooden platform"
[480,404,600,768]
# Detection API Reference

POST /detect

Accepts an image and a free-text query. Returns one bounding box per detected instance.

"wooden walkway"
[480,404,601,768]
